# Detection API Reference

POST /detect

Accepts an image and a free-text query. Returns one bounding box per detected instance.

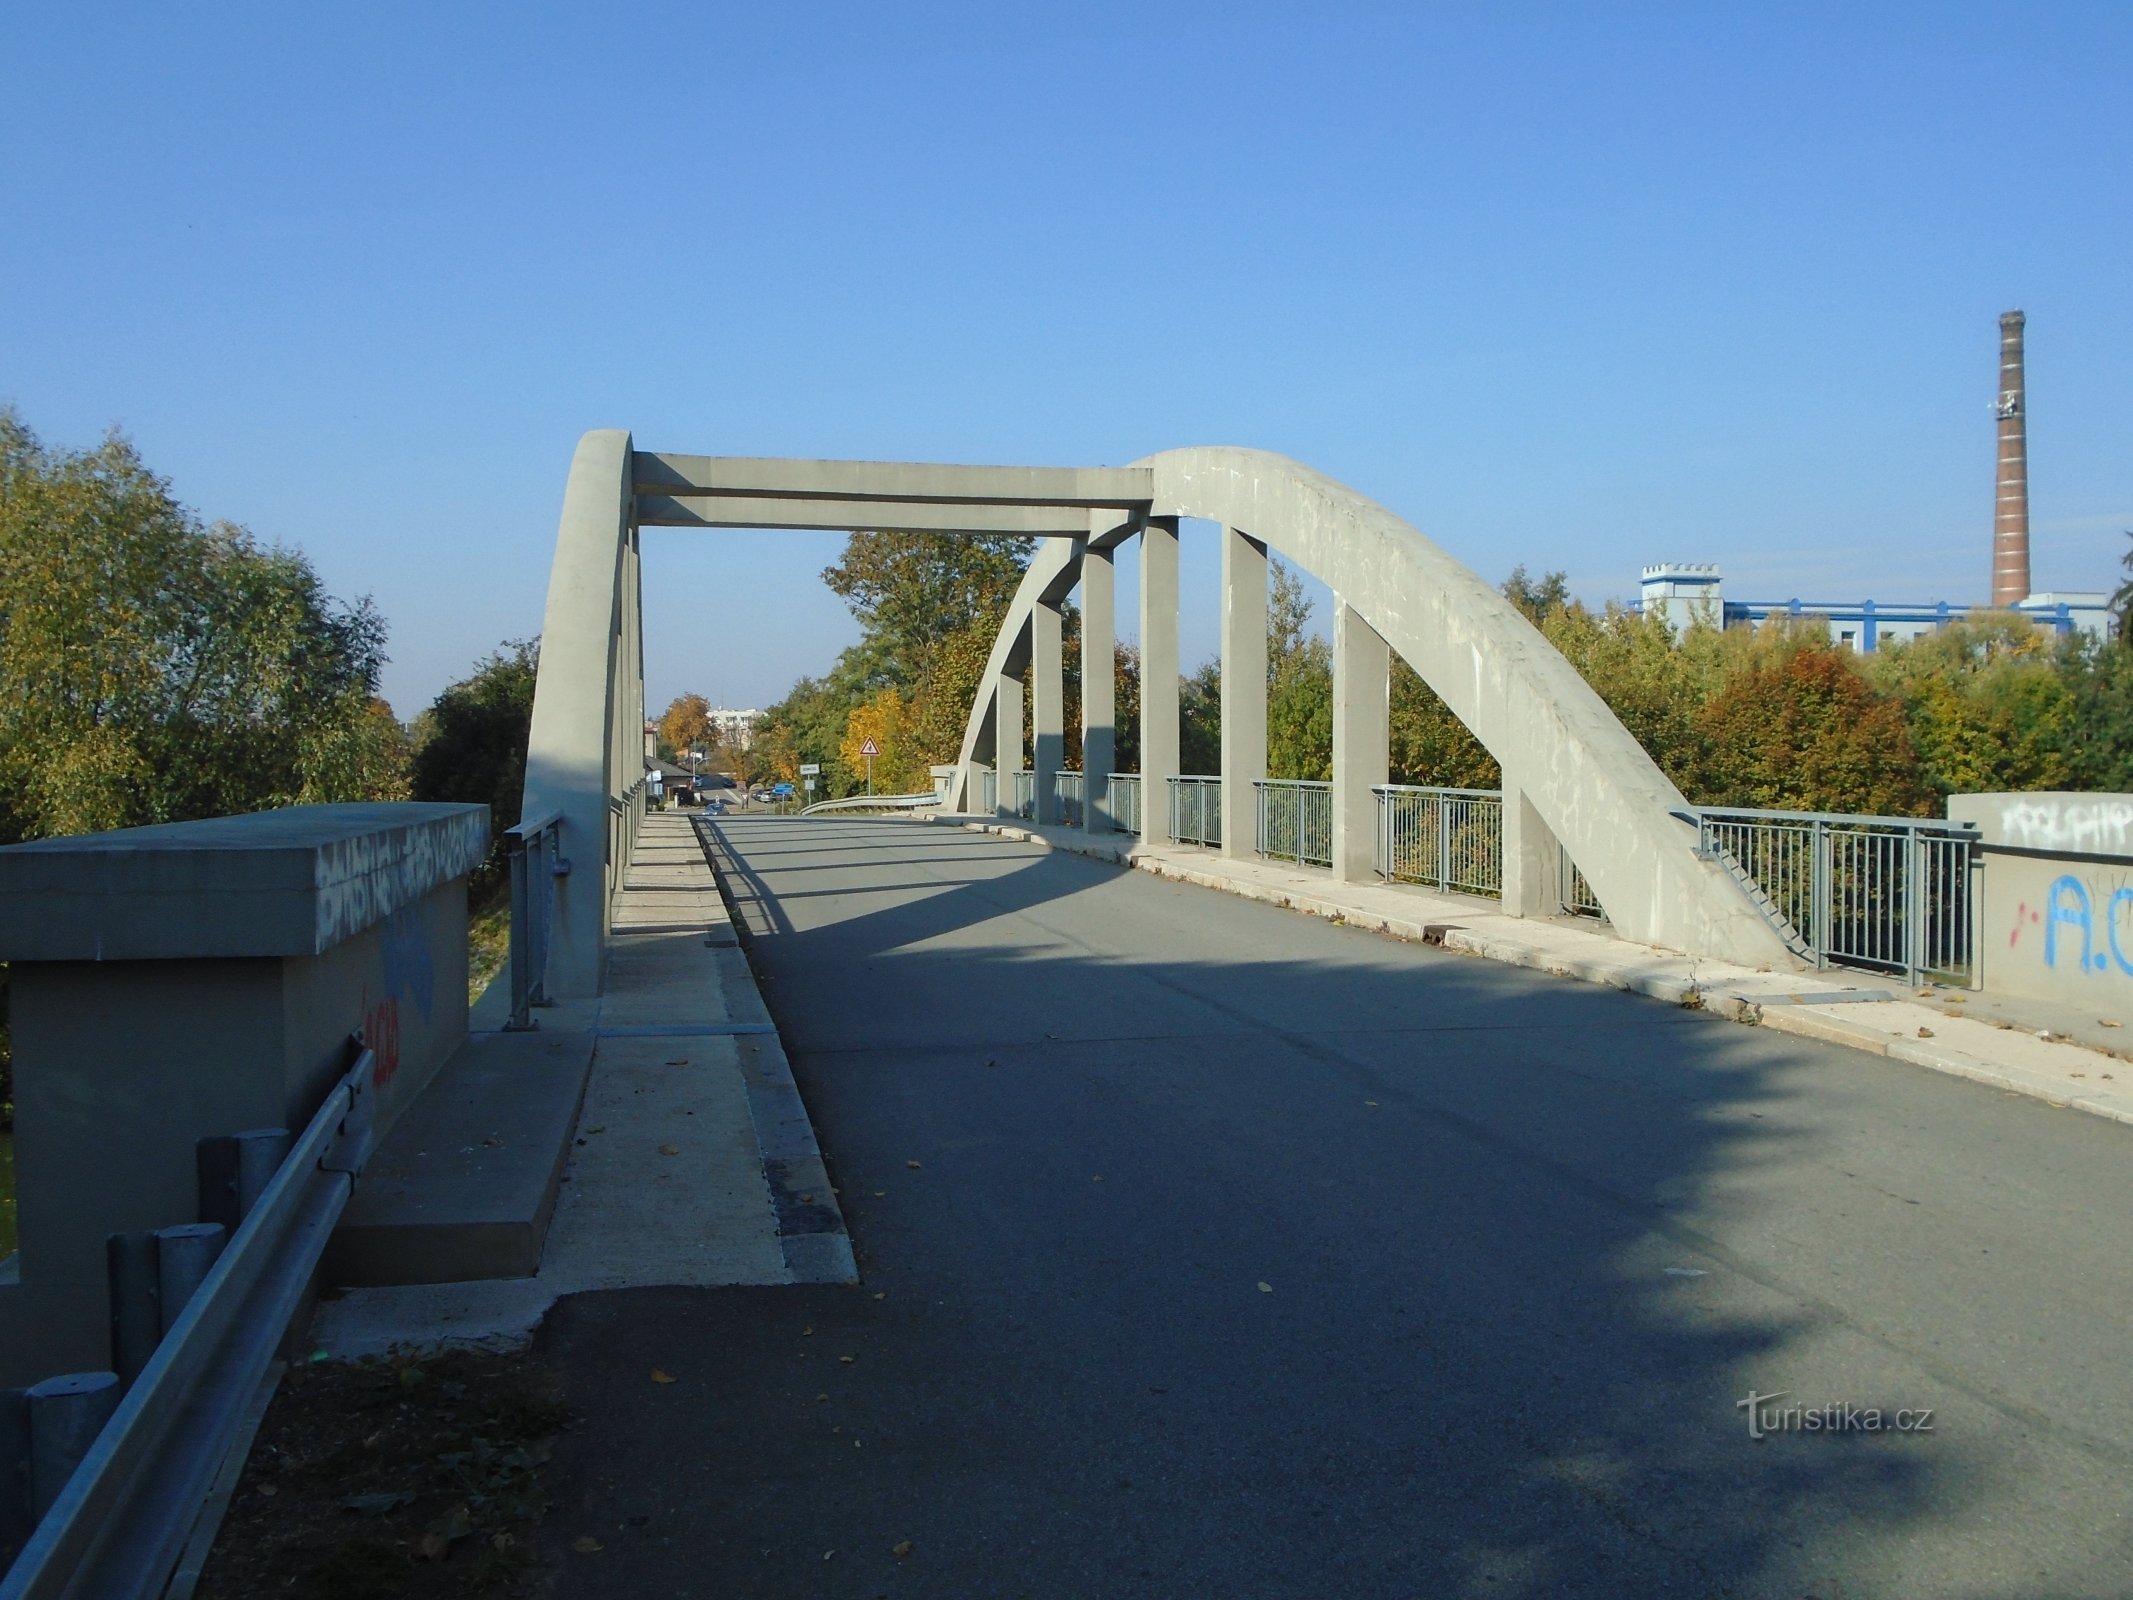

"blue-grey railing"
[1375,786,1505,896]
[1107,775,1141,835]
[1684,806,1977,984]
[502,809,567,1032]
[1255,779,1332,867]
[1167,776,1222,847]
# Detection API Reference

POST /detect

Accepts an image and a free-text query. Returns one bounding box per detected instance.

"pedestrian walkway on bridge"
[314,810,851,1358]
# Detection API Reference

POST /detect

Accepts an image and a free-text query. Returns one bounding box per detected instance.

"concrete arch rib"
[949,536,1083,807]
[522,428,641,998]
[1138,447,1792,966]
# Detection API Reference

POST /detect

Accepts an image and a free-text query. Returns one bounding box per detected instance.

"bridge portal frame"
[524,434,1793,1000]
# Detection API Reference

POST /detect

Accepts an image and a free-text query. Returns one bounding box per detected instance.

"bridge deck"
[527,815,2133,1597]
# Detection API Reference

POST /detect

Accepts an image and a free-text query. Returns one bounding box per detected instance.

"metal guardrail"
[502,809,566,1032]
[1684,806,1977,984]
[1562,857,1605,920]
[1108,775,1141,835]
[1167,776,1222,847]
[1375,786,1504,896]
[799,793,938,816]
[0,1048,377,1600]
[980,766,997,813]
[1255,779,1332,867]
[1011,770,1034,820]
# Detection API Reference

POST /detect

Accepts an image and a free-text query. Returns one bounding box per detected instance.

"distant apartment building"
[1636,564,2116,652]
[707,707,762,750]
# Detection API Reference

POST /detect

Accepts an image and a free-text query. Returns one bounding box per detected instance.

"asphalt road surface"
[533,816,2133,1599]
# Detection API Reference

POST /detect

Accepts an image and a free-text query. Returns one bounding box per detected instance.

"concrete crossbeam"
[634,453,1153,509]
[636,496,1096,536]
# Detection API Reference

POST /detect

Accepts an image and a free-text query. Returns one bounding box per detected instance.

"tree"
[408,639,539,887]
[658,693,719,768]
[0,408,401,844]
[2111,531,2133,635]
[1503,565,1573,625]
[841,688,921,793]
[821,531,1030,692]
[1266,559,1332,780]
[1691,646,1929,814]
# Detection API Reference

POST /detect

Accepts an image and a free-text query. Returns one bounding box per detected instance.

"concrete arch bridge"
[521,432,1796,999]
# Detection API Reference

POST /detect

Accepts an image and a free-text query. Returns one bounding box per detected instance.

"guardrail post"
[196,1128,292,1233]
[1436,797,1452,892]
[0,1387,27,1552]
[154,1224,227,1336]
[505,828,535,1031]
[105,1233,160,1389]
[26,1373,119,1520]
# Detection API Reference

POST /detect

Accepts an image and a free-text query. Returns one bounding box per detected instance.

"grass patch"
[467,879,511,1008]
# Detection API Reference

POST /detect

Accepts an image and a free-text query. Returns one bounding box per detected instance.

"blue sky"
[4,2,2128,720]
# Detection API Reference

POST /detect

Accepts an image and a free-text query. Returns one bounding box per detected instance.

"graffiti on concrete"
[2011,873,2133,977]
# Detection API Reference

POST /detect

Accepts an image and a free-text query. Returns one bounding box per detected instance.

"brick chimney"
[1990,309,2031,607]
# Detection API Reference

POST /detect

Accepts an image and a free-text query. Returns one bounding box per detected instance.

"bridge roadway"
[534,815,2133,1598]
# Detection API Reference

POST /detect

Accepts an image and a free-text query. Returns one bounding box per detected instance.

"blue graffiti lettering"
[2043,876,2093,973]
[2110,888,2133,977]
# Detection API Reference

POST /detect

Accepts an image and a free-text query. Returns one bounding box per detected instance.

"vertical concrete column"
[1331,599,1390,882]
[1500,777,1564,918]
[993,668,1023,820]
[1080,538,1116,833]
[1032,603,1065,825]
[1139,519,1181,841]
[1219,526,1268,859]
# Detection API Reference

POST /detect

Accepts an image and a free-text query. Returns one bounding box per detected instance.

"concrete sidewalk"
[313,810,852,1358]
[931,812,2133,1129]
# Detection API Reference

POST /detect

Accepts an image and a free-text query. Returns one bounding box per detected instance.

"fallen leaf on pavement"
[893,1539,914,1559]
[906,1159,922,1169]
[651,1368,677,1384]
[574,1536,604,1554]
[1917,1027,1935,1038]
[659,1143,680,1156]
[587,1126,606,1135]
[839,1354,856,1364]
[1257,1282,1273,1294]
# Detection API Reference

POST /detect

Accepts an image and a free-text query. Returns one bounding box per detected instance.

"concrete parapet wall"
[1951,792,2133,1006]
[0,803,483,1383]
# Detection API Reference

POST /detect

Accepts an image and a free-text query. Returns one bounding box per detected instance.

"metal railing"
[1052,771,1084,827]
[1686,807,1977,984]
[1108,774,1142,836]
[1167,776,1222,847]
[502,810,566,1032]
[1255,779,1332,867]
[980,766,997,814]
[1562,858,1605,920]
[799,793,938,816]
[0,1047,377,1600]
[1011,770,1034,820]
[1375,786,1504,895]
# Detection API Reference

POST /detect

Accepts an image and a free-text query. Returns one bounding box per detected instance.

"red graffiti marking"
[2009,903,2042,949]
[360,984,401,1088]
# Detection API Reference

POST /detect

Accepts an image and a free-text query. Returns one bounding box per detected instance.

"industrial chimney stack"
[1990,309,2031,607]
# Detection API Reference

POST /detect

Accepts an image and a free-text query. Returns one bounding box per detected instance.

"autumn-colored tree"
[841,688,921,793]
[657,693,719,767]
[1692,646,1930,814]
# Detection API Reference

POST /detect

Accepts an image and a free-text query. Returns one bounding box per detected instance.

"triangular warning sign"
[860,737,880,756]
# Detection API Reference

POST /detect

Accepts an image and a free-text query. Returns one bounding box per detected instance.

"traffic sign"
[799,763,821,775]
[860,737,880,757]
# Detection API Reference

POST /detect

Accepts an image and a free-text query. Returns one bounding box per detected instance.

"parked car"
[769,782,795,800]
